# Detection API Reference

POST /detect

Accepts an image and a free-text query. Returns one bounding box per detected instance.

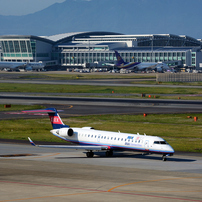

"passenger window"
[111,137,113,140]
[91,135,93,138]
[121,138,123,141]
[95,135,97,138]
[104,136,106,139]
[114,137,116,140]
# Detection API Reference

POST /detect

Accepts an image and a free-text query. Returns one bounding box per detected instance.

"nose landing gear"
[162,155,167,161]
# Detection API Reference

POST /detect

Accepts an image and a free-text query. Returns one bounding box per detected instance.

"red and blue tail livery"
[22,108,69,129]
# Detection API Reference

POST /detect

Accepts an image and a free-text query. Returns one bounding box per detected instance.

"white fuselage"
[51,127,174,155]
[0,61,26,69]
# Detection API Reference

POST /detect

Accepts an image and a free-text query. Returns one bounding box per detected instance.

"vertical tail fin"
[22,108,69,129]
[46,108,69,129]
[115,50,126,66]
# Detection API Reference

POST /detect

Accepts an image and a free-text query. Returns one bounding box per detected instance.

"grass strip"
[19,73,155,80]
[0,83,202,95]
[0,113,202,153]
[0,104,44,111]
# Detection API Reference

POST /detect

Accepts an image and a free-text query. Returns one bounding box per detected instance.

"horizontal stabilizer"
[23,108,68,129]
[22,108,61,113]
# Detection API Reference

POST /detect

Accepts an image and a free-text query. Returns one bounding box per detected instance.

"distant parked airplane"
[115,50,170,72]
[0,61,44,71]
[25,108,174,161]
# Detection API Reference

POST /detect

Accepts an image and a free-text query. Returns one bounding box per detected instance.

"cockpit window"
[154,141,168,145]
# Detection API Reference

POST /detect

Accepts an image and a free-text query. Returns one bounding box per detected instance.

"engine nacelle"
[82,127,94,130]
[58,128,74,137]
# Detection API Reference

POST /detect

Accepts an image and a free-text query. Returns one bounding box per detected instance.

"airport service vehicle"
[115,50,170,72]
[25,108,174,161]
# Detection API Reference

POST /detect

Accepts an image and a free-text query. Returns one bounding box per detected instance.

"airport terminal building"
[0,31,202,70]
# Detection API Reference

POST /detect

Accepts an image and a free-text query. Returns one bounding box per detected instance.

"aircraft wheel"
[86,152,90,157]
[86,151,94,158]
[106,150,113,157]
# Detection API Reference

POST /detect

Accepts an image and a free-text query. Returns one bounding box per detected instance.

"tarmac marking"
[113,190,202,193]
[29,153,61,159]
[107,176,202,192]
[107,177,202,201]
[0,180,105,192]
[0,154,33,157]
[0,191,103,202]
[0,177,202,202]
[110,191,202,202]
[1,179,202,201]
[0,153,61,159]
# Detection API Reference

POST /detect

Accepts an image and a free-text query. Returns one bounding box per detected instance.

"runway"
[1,93,202,120]
[0,143,202,202]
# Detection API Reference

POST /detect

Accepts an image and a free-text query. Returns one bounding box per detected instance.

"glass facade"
[191,52,196,67]
[61,51,117,65]
[0,39,34,59]
[0,33,201,67]
[0,38,50,61]
[60,50,187,66]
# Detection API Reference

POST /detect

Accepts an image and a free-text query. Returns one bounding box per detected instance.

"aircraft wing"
[28,137,108,150]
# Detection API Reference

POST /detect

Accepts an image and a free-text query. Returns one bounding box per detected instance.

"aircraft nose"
[169,146,175,153]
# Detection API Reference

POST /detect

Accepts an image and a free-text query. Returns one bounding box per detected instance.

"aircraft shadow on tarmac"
[55,152,196,162]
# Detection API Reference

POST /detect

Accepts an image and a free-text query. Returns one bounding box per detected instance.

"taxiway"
[0,143,202,202]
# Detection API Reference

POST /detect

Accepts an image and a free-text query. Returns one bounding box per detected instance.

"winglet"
[28,137,36,146]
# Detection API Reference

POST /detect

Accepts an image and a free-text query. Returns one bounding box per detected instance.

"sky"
[0,0,66,16]
[0,0,201,39]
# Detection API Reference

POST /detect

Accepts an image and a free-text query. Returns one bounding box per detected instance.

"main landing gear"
[86,150,114,158]
[106,150,113,157]
[86,151,94,158]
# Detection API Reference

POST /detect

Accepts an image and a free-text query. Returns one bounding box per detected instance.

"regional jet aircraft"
[0,61,44,71]
[25,108,174,161]
[115,50,170,72]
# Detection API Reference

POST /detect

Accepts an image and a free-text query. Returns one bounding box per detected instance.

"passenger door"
[144,140,149,150]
